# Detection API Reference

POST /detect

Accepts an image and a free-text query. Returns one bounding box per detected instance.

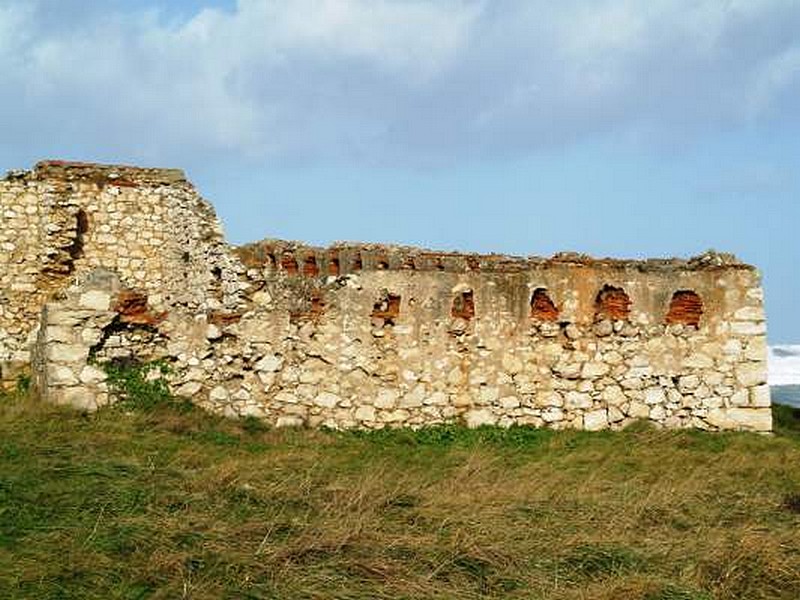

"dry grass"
[1,393,799,599]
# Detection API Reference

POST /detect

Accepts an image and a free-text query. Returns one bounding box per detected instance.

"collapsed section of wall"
[0,160,245,386]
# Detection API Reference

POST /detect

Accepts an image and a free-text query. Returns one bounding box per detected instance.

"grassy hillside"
[1,388,799,599]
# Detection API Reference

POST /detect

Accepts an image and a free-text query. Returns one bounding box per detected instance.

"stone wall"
[2,161,771,432]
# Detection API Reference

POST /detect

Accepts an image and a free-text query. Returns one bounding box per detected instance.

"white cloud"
[0,0,798,166]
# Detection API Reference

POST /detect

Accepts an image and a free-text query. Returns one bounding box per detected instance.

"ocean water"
[772,385,800,408]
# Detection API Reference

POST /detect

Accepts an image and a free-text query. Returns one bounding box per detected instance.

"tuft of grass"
[0,394,799,599]
[559,544,645,581]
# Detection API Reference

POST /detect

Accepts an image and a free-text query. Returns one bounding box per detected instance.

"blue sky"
[1,0,798,341]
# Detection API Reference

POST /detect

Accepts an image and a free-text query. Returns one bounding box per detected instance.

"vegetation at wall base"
[1,391,799,599]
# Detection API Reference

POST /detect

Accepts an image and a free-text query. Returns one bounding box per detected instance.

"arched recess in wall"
[451,289,475,320]
[594,285,631,321]
[67,208,89,263]
[530,288,559,321]
[328,253,340,276]
[302,255,319,277]
[281,253,298,275]
[665,290,703,327]
[372,292,401,326]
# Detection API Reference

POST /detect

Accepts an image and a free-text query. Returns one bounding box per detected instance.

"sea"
[772,385,800,408]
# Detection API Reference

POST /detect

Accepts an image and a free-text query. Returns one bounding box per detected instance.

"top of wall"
[235,239,755,276]
[3,160,187,187]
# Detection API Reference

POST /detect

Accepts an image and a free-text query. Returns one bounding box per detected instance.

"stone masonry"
[1,161,771,432]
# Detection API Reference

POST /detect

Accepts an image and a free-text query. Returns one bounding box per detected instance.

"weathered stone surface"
[78,291,111,311]
[584,409,609,431]
[465,409,497,428]
[314,392,340,409]
[735,363,766,387]
[707,408,772,432]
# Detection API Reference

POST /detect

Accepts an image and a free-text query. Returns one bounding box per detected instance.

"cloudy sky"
[1,0,798,341]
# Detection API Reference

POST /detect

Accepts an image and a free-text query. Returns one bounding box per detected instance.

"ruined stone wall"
[165,243,768,432]
[0,161,244,384]
[3,161,771,432]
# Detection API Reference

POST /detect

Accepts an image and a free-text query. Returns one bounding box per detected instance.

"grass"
[0,387,799,599]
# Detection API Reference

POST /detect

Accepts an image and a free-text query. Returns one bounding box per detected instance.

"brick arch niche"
[665,290,703,327]
[530,288,559,321]
[594,285,631,321]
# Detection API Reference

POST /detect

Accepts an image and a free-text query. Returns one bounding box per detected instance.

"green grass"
[0,390,799,599]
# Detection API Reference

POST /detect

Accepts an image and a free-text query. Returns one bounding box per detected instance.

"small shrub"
[102,358,188,412]
[15,374,30,395]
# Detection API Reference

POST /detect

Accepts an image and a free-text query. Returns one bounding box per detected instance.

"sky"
[1,0,798,342]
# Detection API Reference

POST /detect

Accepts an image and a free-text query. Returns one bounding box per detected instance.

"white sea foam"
[769,345,800,386]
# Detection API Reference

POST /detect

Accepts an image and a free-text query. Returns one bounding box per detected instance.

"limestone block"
[255,354,282,373]
[593,320,613,337]
[553,362,581,379]
[209,386,229,402]
[47,365,79,386]
[730,389,748,406]
[541,407,563,422]
[649,405,667,421]
[314,392,340,409]
[541,391,563,407]
[565,391,592,409]
[584,409,609,431]
[501,354,523,374]
[78,291,111,311]
[276,415,305,428]
[355,405,376,421]
[683,353,714,369]
[628,401,650,419]
[707,408,771,432]
[176,381,203,397]
[44,325,75,344]
[749,384,771,407]
[734,306,764,321]
[465,409,497,428]
[79,365,107,385]
[382,409,410,423]
[608,405,625,423]
[46,343,89,363]
[479,386,500,404]
[744,338,767,361]
[499,396,520,409]
[722,339,742,356]
[644,387,667,405]
[678,375,700,393]
[57,387,96,411]
[602,386,627,406]
[735,363,766,387]
[375,388,399,409]
[424,391,448,406]
[581,362,610,379]
[730,321,766,336]
[621,377,644,390]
